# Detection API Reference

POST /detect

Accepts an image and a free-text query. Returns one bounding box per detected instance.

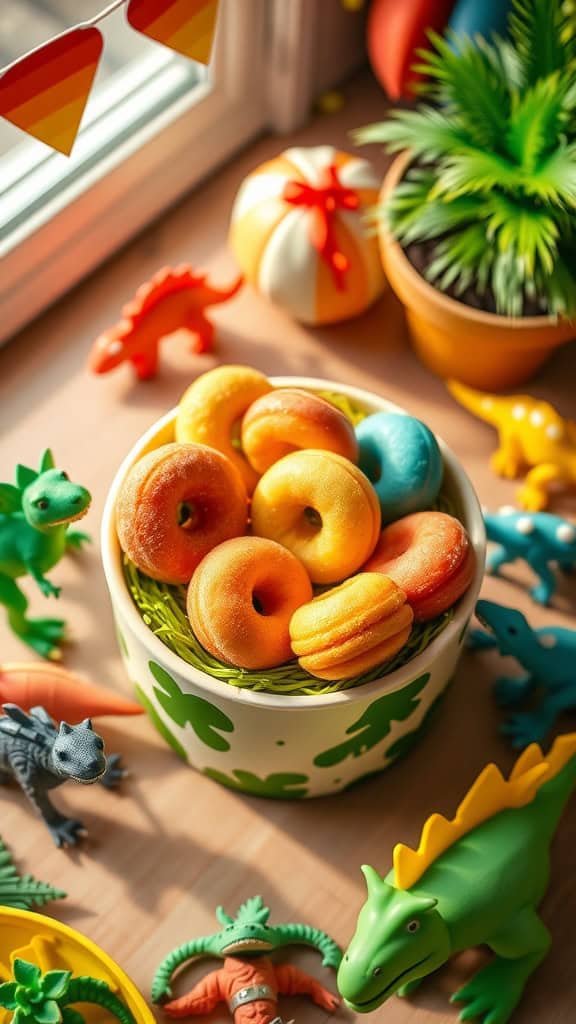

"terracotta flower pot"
[379,153,576,391]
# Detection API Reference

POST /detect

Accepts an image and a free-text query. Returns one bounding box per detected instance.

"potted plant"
[357,0,576,390]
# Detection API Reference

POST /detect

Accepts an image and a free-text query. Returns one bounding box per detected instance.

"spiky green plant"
[0,839,66,910]
[356,0,576,317]
[0,960,135,1024]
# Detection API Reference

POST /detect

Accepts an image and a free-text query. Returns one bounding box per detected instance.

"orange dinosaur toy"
[89,265,242,380]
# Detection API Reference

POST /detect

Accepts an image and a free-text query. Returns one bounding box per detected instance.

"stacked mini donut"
[116,365,476,681]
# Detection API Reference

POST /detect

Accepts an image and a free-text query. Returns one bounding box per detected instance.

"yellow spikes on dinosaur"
[393,733,576,890]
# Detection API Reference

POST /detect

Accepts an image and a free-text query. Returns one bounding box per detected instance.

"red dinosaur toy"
[89,265,242,380]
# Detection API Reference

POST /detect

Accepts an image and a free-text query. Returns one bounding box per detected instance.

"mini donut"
[188,537,313,669]
[241,388,358,474]
[116,443,248,584]
[356,412,443,523]
[250,450,381,584]
[175,365,272,493]
[364,511,475,621]
[289,574,413,680]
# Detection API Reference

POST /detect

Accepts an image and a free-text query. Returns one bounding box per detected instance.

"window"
[0,0,269,343]
[0,0,367,344]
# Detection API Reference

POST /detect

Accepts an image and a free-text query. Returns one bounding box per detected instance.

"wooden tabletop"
[0,73,575,1024]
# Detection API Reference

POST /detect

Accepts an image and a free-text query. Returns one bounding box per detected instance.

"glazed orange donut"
[364,511,476,622]
[116,443,248,584]
[241,388,359,474]
[251,450,381,584]
[175,365,272,493]
[188,537,313,669]
[290,574,413,680]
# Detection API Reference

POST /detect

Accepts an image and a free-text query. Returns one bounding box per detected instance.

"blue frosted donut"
[356,412,443,524]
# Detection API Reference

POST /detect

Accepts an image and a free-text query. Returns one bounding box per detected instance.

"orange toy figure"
[0,662,143,721]
[89,265,242,380]
[152,897,341,1024]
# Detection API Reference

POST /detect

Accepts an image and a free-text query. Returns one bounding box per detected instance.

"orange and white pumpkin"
[229,146,386,325]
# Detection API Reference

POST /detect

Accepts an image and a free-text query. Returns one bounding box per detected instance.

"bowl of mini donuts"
[101,365,485,798]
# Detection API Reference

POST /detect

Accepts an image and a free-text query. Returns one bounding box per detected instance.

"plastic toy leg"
[517,464,566,512]
[66,529,92,550]
[451,908,550,1024]
[0,574,65,659]
[486,546,511,576]
[187,315,215,354]
[494,674,536,708]
[501,686,576,749]
[467,628,498,651]
[99,753,126,789]
[397,977,424,998]
[529,560,557,606]
[131,349,159,380]
[490,433,523,480]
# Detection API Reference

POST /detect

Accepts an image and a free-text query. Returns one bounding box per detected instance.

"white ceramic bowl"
[101,377,485,798]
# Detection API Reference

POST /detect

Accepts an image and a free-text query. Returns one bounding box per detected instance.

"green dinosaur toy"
[0,958,135,1024]
[152,894,342,1003]
[337,733,576,1023]
[0,451,91,659]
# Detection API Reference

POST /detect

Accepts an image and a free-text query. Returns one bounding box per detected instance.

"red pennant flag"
[126,0,220,64]
[0,27,103,156]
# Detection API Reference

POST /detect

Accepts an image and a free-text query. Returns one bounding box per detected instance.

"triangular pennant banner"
[0,27,103,156]
[126,0,220,64]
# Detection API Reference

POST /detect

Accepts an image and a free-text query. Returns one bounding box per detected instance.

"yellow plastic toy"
[448,380,576,511]
[0,908,153,1024]
[229,146,386,325]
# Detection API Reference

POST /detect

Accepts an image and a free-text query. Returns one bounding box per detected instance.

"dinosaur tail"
[201,275,243,305]
[446,379,513,426]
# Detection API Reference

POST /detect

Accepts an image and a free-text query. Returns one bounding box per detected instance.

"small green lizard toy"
[338,732,576,1023]
[0,451,91,659]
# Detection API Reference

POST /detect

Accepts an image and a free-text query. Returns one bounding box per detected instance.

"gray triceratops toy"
[0,703,125,847]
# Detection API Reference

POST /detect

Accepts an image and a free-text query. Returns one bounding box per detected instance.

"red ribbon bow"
[282,164,359,290]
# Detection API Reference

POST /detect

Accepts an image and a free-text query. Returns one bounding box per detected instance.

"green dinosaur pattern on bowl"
[204,768,309,799]
[134,684,188,761]
[384,692,445,762]
[148,662,235,752]
[313,672,431,767]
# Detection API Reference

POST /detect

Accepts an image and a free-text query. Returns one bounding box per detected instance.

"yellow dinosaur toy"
[447,380,576,511]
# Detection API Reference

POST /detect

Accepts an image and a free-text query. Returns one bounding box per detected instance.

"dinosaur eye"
[60,471,69,481]
[36,499,49,510]
[95,737,104,750]
[57,751,69,761]
[507,626,518,636]
[406,920,420,934]
[372,967,382,977]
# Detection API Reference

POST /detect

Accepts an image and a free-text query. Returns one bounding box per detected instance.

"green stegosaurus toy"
[338,733,576,1023]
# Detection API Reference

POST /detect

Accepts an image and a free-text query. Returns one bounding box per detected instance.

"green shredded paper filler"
[123,391,457,696]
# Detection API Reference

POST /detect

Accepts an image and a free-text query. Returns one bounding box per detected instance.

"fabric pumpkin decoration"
[229,146,386,325]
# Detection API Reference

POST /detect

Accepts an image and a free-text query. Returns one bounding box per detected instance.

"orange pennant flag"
[126,0,220,64]
[0,27,103,156]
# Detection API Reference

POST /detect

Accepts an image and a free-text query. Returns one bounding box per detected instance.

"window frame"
[0,0,269,344]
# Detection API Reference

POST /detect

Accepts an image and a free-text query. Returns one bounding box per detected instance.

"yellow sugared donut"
[241,388,359,474]
[250,450,381,584]
[175,365,272,493]
[187,537,313,669]
[116,442,248,584]
[290,573,413,680]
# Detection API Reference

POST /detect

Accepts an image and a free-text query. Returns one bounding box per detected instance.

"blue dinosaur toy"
[469,599,576,749]
[484,507,576,606]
